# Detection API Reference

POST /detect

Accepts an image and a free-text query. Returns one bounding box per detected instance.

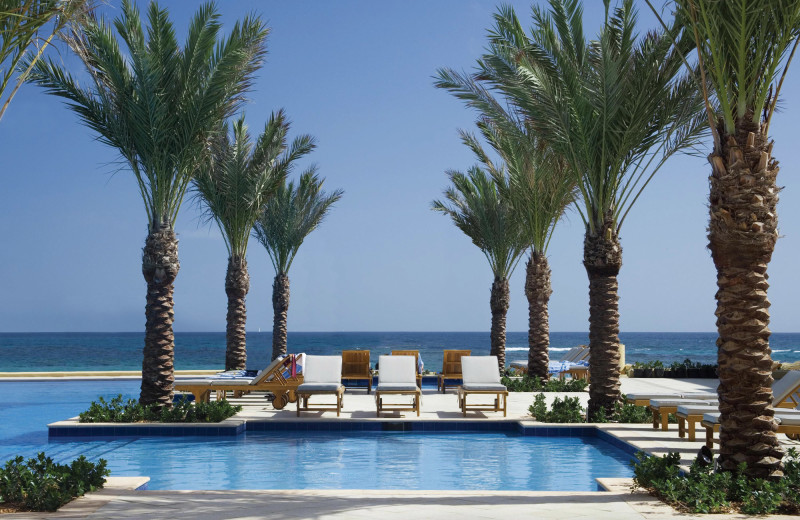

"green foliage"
[528,393,584,423]
[27,0,269,231]
[632,448,800,515]
[194,112,315,259]
[253,171,343,275]
[432,166,526,279]
[79,395,241,423]
[501,374,587,392]
[0,453,108,512]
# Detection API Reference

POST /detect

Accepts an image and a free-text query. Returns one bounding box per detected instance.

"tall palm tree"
[253,172,342,361]
[27,0,267,407]
[462,111,575,380]
[658,0,800,478]
[1,0,90,123]
[432,157,527,370]
[436,0,706,417]
[194,111,315,370]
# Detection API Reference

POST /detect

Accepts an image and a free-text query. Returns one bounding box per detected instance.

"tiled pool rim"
[47,419,638,457]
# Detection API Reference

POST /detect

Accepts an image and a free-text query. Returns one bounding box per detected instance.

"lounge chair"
[702,410,800,448]
[375,355,421,417]
[625,391,718,407]
[296,355,345,417]
[696,371,800,445]
[175,354,303,408]
[675,404,722,441]
[391,350,423,387]
[649,398,717,432]
[457,356,508,417]
[341,350,372,393]
[438,350,471,393]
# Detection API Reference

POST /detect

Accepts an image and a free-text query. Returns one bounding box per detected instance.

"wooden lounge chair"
[457,355,508,417]
[702,410,800,448]
[341,350,372,393]
[649,398,717,432]
[375,355,420,417]
[625,391,718,407]
[175,354,303,408]
[296,355,345,417]
[391,350,422,387]
[438,350,471,393]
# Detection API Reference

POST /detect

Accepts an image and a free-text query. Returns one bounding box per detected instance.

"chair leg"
[688,420,696,441]
[678,417,685,438]
[705,425,713,449]
[661,411,669,431]
[652,408,659,429]
[416,394,420,416]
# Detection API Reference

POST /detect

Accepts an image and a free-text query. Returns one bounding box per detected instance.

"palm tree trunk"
[140,223,179,408]
[271,272,290,361]
[526,252,552,379]
[709,119,783,478]
[584,221,622,420]
[225,256,250,370]
[490,276,510,371]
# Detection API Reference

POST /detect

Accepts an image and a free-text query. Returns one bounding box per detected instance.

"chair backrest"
[249,355,291,386]
[378,355,416,384]
[342,350,370,378]
[391,350,420,374]
[772,371,800,407]
[572,345,590,362]
[442,350,471,376]
[559,347,580,362]
[461,356,501,385]
[303,355,343,384]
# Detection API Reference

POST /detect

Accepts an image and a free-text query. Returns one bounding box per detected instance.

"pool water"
[0,381,634,491]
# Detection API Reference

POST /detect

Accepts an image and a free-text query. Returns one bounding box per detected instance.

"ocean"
[1,331,799,373]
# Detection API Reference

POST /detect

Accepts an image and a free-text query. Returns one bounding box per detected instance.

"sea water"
[1,331,799,372]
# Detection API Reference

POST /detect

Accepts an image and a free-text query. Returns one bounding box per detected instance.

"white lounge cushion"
[682,392,718,400]
[376,382,418,392]
[677,404,720,416]
[626,393,682,401]
[772,371,800,405]
[303,355,342,384]
[703,412,721,424]
[461,356,501,385]
[297,382,342,393]
[650,399,714,408]
[776,414,800,426]
[378,355,416,384]
[462,383,507,392]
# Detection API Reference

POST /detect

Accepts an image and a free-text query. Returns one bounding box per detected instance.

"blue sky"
[2,0,800,333]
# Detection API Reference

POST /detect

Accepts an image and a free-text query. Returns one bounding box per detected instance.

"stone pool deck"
[11,376,800,519]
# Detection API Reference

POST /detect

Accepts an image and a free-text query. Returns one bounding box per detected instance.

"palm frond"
[253,171,343,275]
[26,0,268,231]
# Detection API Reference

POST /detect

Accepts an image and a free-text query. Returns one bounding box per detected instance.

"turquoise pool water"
[0,380,634,491]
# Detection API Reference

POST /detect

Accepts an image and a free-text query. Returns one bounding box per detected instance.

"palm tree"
[27,0,267,407]
[432,156,527,370]
[435,0,706,417]
[656,0,800,478]
[253,172,342,361]
[459,110,575,380]
[194,111,315,370]
[1,0,90,123]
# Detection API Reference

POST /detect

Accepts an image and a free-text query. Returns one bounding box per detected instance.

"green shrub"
[79,395,241,423]
[631,448,800,515]
[501,374,587,392]
[528,393,584,423]
[0,453,108,512]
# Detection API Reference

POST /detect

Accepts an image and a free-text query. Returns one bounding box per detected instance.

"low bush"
[501,374,588,392]
[631,448,800,515]
[528,393,584,423]
[79,395,242,423]
[0,453,108,512]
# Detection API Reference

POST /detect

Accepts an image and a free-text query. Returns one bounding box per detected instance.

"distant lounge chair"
[391,350,423,387]
[697,371,800,445]
[438,350,471,393]
[458,356,508,417]
[375,355,420,417]
[175,354,303,408]
[296,355,345,417]
[341,350,372,393]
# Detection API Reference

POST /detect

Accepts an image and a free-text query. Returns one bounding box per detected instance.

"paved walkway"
[7,377,800,519]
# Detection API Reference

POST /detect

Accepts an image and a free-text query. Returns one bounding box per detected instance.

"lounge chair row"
[176,354,508,418]
[625,370,800,444]
[297,355,508,417]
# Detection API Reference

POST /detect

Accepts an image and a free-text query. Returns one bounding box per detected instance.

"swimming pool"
[0,380,634,491]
